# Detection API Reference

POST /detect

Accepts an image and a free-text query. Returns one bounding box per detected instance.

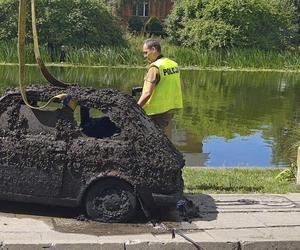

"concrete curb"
[1,241,300,250]
[1,244,123,250]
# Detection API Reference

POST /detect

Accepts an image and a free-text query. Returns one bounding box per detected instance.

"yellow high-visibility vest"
[142,57,183,115]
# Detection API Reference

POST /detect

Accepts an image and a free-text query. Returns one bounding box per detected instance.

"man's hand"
[137,81,156,107]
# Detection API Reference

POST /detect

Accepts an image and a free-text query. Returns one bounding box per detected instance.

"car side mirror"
[131,86,143,97]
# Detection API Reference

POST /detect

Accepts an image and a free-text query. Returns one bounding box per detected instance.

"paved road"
[0,193,299,249]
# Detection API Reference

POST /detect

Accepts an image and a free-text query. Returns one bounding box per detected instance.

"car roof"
[1,85,133,109]
[0,84,153,132]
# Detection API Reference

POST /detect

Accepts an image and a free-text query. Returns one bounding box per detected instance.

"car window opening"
[35,102,76,125]
[32,106,76,127]
[18,102,76,134]
[79,106,121,139]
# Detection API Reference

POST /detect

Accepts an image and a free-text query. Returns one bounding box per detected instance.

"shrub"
[145,16,164,36]
[183,19,239,49]
[165,0,299,49]
[164,0,205,44]
[128,16,143,33]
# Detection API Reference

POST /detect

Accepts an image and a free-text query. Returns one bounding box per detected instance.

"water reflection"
[1,65,300,167]
[203,131,274,166]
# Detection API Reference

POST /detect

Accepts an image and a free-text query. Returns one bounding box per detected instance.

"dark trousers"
[149,110,175,130]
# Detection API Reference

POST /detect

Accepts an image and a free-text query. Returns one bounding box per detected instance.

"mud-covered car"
[0,85,184,222]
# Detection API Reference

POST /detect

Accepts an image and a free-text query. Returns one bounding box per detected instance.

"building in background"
[121,0,172,24]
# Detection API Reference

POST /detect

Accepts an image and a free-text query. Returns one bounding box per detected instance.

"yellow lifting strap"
[31,0,68,88]
[18,0,68,110]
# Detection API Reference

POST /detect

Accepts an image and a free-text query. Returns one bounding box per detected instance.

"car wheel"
[85,179,137,223]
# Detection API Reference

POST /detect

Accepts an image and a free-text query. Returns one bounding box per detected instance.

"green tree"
[0,0,126,48]
[165,0,299,49]
[0,0,19,41]
[293,0,300,43]
[96,0,123,15]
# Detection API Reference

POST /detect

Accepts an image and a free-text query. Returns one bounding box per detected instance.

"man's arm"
[138,66,159,107]
[137,81,156,107]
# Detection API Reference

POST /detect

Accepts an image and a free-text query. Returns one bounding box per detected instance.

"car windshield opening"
[79,106,121,139]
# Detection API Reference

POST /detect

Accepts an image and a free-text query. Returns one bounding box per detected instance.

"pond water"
[1,65,300,167]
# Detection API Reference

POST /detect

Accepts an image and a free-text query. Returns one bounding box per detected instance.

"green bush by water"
[166,0,299,50]
[145,16,164,35]
[128,16,144,33]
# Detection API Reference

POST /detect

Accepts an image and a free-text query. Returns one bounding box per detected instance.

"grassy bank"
[1,35,300,70]
[183,168,300,194]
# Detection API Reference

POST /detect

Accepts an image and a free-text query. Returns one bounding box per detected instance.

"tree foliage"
[293,0,300,43]
[165,0,299,49]
[0,0,19,42]
[0,0,126,48]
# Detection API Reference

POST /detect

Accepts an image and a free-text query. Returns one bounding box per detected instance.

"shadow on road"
[0,200,81,218]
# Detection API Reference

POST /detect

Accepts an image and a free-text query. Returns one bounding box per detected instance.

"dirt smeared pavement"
[0,198,200,236]
[0,85,185,222]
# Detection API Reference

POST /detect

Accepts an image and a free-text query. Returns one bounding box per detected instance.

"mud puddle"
[52,219,199,237]
[0,200,157,236]
[0,199,199,236]
[51,209,199,236]
[52,219,173,236]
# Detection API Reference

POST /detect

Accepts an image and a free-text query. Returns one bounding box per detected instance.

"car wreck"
[0,85,185,223]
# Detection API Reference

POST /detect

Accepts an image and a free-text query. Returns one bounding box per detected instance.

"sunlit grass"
[1,35,300,70]
[183,167,300,194]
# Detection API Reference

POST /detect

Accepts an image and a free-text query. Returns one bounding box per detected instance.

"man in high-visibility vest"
[138,39,183,131]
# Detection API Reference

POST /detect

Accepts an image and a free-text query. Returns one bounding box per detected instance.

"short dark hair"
[144,39,161,53]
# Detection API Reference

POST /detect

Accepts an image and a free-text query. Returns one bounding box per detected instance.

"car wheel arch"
[81,176,139,222]
[79,176,136,205]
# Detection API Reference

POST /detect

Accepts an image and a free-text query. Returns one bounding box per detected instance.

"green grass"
[1,34,300,70]
[183,168,300,194]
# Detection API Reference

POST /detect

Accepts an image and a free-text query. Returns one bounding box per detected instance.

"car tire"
[85,179,137,223]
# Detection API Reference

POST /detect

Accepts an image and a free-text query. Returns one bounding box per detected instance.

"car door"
[0,134,66,197]
[64,137,136,194]
[0,103,67,198]
[64,106,135,193]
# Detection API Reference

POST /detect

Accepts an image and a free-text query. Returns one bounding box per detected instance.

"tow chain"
[18,0,68,110]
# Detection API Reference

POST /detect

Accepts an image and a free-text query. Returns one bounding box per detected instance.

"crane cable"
[18,0,68,110]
